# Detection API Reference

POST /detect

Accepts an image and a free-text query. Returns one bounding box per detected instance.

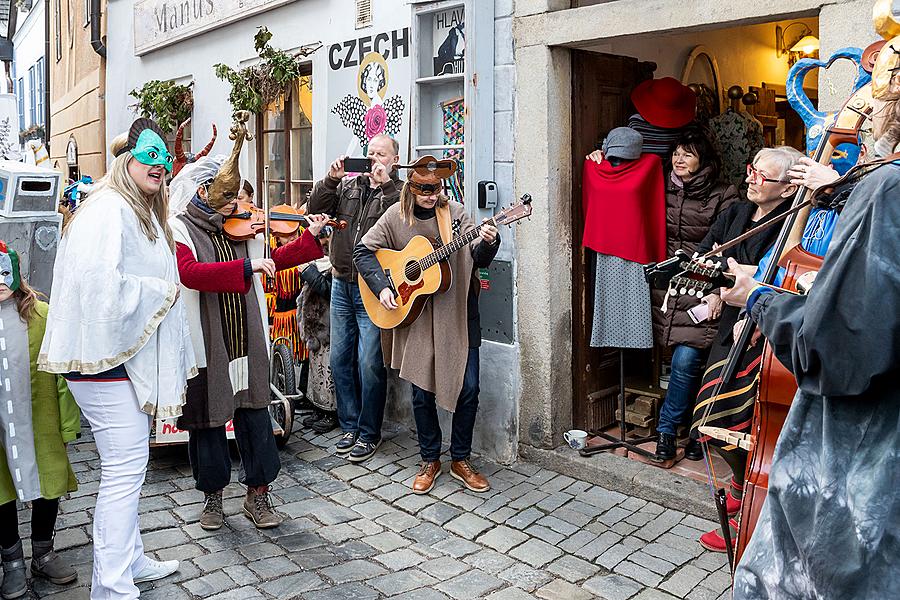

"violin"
[223,200,347,241]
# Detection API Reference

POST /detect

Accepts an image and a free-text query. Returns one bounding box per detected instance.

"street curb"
[519,443,718,520]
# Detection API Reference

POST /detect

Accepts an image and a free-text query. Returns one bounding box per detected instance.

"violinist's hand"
[732,318,763,347]
[586,150,604,164]
[379,287,398,310]
[479,222,498,245]
[304,214,329,237]
[370,162,391,186]
[328,155,347,180]
[251,258,276,278]
[721,258,758,308]
[787,157,839,190]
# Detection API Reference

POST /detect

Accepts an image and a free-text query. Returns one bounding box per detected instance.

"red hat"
[630,77,697,129]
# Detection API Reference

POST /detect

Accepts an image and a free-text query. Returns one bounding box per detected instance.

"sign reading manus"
[133,0,296,55]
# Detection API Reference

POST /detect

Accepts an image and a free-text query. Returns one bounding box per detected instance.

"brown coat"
[360,201,475,412]
[651,169,739,349]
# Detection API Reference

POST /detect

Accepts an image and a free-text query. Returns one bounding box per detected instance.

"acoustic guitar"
[359,195,533,329]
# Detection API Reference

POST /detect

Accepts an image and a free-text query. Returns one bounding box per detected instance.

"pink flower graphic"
[364,105,387,139]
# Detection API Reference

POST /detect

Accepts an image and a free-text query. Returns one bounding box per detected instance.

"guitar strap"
[436,204,453,246]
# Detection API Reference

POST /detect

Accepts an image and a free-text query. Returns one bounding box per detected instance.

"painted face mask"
[115,118,174,173]
[0,240,21,292]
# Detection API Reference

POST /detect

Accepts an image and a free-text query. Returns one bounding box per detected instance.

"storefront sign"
[326,26,411,162]
[154,417,235,444]
[133,0,297,55]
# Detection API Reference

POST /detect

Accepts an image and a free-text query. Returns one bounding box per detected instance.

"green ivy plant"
[129,80,194,134]
[215,28,319,114]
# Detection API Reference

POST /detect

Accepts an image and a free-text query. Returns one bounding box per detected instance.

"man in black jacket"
[308,134,400,462]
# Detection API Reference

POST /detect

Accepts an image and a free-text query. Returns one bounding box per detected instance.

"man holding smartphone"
[309,134,401,462]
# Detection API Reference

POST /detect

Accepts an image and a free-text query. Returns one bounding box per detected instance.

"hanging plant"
[129,80,194,134]
[215,27,321,114]
[18,123,45,144]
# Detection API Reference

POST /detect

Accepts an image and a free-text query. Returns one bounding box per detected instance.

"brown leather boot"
[243,485,283,529]
[199,491,224,531]
[412,460,441,494]
[451,459,490,492]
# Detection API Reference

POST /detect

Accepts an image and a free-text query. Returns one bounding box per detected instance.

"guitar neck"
[418,218,497,270]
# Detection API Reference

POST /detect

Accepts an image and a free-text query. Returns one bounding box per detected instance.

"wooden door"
[571,50,654,432]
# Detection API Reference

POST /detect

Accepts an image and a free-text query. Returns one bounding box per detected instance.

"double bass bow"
[693,78,874,572]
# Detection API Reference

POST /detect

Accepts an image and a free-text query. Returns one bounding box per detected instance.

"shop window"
[256,71,313,207]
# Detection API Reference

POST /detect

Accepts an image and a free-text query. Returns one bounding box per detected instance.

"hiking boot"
[348,438,381,463]
[683,438,704,461]
[653,433,677,462]
[31,539,76,586]
[311,412,338,434]
[132,557,179,583]
[451,459,491,492]
[243,485,283,529]
[335,432,358,454]
[412,461,442,494]
[200,491,224,531]
[1,540,27,599]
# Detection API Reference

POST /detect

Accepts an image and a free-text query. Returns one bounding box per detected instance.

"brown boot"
[451,459,491,492]
[243,485,283,529]
[199,491,224,531]
[412,460,441,494]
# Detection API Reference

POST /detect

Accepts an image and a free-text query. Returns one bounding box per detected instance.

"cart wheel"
[270,343,296,449]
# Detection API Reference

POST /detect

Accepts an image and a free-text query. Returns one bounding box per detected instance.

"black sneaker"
[311,412,338,434]
[653,433,677,462]
[348,438,381,463]
[335,432,358,454]
[682,438,704,461]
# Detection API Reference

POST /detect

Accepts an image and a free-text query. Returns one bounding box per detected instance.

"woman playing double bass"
[722,90,900,599]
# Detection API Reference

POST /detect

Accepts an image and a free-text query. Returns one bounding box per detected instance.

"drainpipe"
[43,0,50,144]
[90,0,106,57]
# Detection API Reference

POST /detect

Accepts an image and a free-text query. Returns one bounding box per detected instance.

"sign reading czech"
[133,0,296,55]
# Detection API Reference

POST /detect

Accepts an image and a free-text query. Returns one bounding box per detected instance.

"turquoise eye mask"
[115,117,174,173]
[131,129,173,172]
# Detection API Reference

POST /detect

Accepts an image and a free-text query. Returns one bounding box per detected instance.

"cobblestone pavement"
[15,423,733,600]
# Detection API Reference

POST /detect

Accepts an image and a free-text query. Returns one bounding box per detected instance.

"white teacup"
[564,429,588,450]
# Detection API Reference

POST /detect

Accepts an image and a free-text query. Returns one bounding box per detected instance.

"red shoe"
[726,491,742,516]
[699,519,738,553]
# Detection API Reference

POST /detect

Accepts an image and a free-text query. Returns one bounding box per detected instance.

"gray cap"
[601,127,643,160]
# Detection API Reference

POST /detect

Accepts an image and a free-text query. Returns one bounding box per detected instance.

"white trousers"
[68,380,151,600]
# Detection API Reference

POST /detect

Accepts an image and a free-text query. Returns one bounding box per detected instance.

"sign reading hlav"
[133,0,296,55]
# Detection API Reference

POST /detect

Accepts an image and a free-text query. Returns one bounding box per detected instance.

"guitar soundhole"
[404,260,422,281]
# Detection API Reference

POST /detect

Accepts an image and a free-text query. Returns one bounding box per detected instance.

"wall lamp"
[776,22,820,64]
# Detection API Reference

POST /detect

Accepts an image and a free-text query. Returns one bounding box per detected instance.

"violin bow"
[694,82,874,574]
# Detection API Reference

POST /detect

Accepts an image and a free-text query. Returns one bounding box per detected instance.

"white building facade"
[12,1,45,146]
[105,0,522,462]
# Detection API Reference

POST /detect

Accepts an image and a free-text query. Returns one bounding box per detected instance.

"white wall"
[106,0,411,182]
[12,2,46,130]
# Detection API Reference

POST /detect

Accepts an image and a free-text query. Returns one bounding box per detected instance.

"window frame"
[254,64,313,208]
[16,78,25,131]
[35,57,44,126]
[55,0,62,62]
[84,0,91,27]
[27,65,36,126]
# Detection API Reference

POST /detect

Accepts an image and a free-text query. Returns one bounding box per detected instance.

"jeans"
[67,380,152,600]
[411,348,480,462]
[330,278,387,443]
[188,407,281,493]
[657,344,709,436]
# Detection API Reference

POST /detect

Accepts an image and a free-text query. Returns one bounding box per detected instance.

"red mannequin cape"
[581,154,666,264]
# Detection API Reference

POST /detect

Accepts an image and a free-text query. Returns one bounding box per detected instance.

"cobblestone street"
[18,423,732,600]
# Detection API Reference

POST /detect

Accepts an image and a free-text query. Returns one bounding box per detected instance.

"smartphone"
[687,302,710,324]
[344,157,373,173]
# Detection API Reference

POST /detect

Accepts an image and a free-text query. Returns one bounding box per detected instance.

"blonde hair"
[13,278,43,324]
[71,150,175,250]
[399,181,449,226]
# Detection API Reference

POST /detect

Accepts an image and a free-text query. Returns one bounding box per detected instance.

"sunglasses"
[746,164,790,186]
[409,181,442,195]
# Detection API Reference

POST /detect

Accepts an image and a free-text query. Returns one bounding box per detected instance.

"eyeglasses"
[746,164,790,185]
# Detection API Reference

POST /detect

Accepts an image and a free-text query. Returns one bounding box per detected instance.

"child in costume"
[0,242,79,599]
